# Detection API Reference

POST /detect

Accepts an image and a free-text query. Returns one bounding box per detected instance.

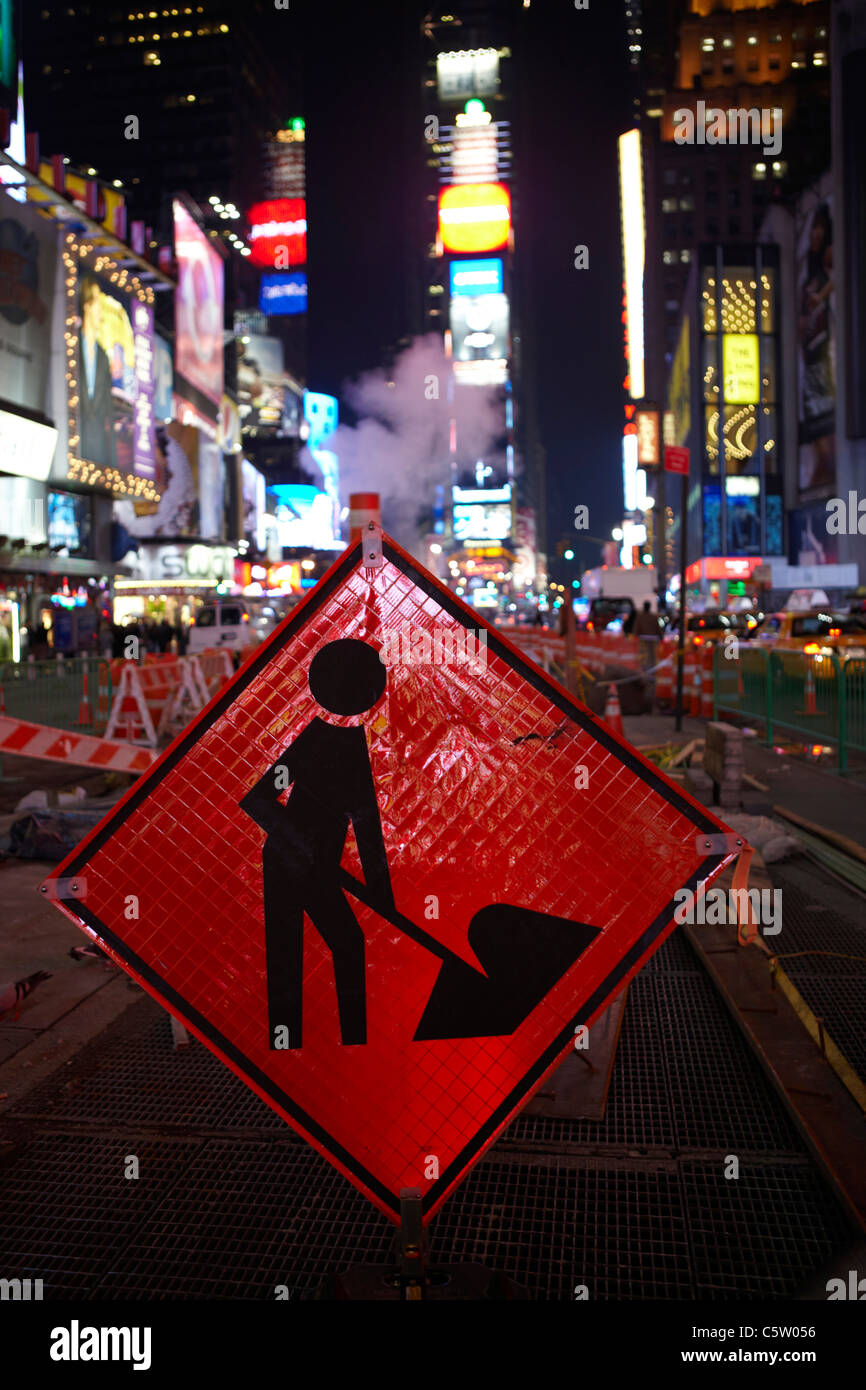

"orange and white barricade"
[163,658,208,735]
[191,648,234,703]
[0,714,157,774]
[105,658,186,746]
[654,639,676,704]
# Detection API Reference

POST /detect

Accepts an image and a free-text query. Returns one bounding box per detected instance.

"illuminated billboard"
[247,198,307,270]
[266,483,341,550]
[173,199,224,411]
[237,334,287,434]
[634,408,660,468]
[722,333,759,404]
[259,270,307,316]
[618,129,645,399]
[437,49,500,101]
[449,257,503,297]
[449,292,508,362]
[452,484,512,543]
[63,236,159,499]
[438,183,510,254]
[303,391,338,447]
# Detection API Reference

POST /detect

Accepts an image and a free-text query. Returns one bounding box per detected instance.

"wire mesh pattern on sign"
[43,538,736,1222]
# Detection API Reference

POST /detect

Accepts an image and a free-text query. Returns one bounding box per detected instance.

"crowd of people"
[104,616,189,658]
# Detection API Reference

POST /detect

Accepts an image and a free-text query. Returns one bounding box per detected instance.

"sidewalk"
[623,710,866,853]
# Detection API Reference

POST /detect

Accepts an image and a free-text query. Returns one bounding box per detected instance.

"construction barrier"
[104,658,204,746]
[0,714,157,774]
[713,646,866,774]
[190,648,234,703]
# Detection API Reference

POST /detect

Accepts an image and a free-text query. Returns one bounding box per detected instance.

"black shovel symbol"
[338,867,601,1042]
[241,638,601,1047]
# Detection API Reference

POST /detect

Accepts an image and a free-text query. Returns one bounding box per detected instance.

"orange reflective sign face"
[438,182,511,253]
[44,535,736,1223]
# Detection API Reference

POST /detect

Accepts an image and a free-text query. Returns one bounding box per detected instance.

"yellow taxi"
[753,611,866,664]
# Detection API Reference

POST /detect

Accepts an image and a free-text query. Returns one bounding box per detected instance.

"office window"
[680,249,692,263]
[663,250,677,264]
[722,35,734,49]
[701,37,715,52]
[662,197,677,212]
[679,195,694,211]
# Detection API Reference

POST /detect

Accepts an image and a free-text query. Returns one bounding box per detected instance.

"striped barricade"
[0,715,157,774]
[105,659,186,746]
[190,648,234,704]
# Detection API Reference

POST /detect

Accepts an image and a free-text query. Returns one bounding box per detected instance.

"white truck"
[579,566,659,631]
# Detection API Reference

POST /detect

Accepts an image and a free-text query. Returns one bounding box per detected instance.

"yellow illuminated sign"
[723,334,759,404]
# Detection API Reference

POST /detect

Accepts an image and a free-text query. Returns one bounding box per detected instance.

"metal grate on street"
[766,859,866,1084]
[0,942,855,1299]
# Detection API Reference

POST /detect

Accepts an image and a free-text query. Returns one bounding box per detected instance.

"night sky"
[297,0,630,578]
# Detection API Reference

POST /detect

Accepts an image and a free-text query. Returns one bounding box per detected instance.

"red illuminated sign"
[44,533,736,1224]
[686,556,765,585]
[246,198,307,269]
[438,182,510,253]
[664,445,690,475]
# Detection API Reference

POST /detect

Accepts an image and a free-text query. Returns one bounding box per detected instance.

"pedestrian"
[633,600,661,670]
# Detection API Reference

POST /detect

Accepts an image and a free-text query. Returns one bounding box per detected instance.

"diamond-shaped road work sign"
[44,534,739,1223]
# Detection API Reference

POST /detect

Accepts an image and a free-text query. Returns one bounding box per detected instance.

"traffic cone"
[796,659,824,716]
[603,682,623,736]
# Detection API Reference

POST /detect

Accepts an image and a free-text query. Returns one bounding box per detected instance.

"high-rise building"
[22,0,292,238]
[416,4,545,606]
[619,0,834,598]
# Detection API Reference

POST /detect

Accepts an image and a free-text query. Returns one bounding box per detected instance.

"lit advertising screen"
[237,334,287,434]
[438,183,510,254]
[266,483,341,550]
[69,252,158,495]
[153,334,173,421]
[436,49,500,101]
[247,198,307,270]
[48,490,92,555]
[303,391,338,447]
[449,292,508,362]
[449,257,503,297]
[259,270,307,316]
[173,199,224,409]
[452,485,512,543]
[722,333,759,404]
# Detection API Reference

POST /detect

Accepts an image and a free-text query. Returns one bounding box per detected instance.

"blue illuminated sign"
[449,257,503,297]
[303,391,338,448]
[259,271,308,316]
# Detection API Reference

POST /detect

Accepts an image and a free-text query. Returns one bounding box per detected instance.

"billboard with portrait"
[69,254,157,495]
[173,199,224,410]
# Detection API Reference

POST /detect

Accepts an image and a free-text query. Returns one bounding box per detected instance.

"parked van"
[188,599,263,657]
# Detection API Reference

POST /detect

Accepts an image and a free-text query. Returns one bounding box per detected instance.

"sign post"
[664,446,690,732]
